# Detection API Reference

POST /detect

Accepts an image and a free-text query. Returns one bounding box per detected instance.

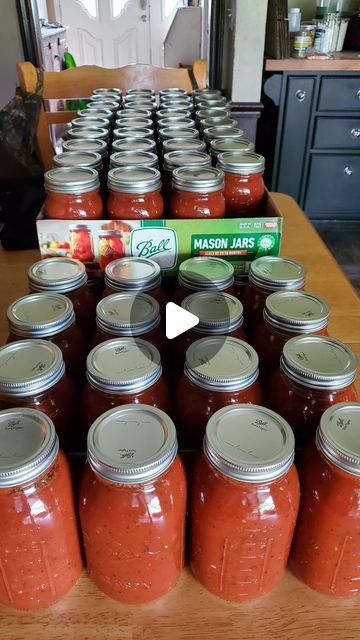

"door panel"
[313,117,360,150]
[305,154,360,217]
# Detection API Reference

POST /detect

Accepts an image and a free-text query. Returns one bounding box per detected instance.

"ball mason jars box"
[36,191,282,277]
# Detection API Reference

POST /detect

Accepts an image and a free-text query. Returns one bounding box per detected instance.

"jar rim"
[172,166,224,193]
[264,290,329,333]
[7,293,75,338]
[249,256,306,291]
[0,340,65,396]
[107,166,161,193]
[95,292,160,337]
[45,166,100,194]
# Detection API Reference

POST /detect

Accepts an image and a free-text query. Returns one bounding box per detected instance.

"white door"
[55,0,151,67]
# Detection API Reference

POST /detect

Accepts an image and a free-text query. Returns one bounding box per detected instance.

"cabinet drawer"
[313,117,360,149]
[318,77,360,111]
[305,154,360,216]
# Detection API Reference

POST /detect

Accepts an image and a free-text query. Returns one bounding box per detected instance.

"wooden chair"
[17,60,207,172]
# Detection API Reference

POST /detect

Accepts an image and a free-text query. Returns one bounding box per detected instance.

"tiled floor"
[312,220,360,294]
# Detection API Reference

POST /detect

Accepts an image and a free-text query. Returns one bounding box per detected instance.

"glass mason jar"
[53,150,105,194]
[81,337,170,438]
[77,107,113,122]
[190,404,299,601]
[116,108,153,120]
[109,150,158,170]
[67,126,109,142]
[159,127,199,145]
[156,109,193,121]
[252,290,330,381]
[199,117,239,133]
[217,151,266,217]
[203,126,243,149]
[290,402,360,597]
[112,127,154,140]
[70,116,110,130]
[98,229,124,269]
[103,257,166,312]
[28,257,97,337]
[197,97,229,110]
[173,256,235,304]
[242,256,306,333]
[193,88,222,101]
[62,137,109,172]
[170,166,225,219]
[44,167,103,220]
[158,116,194,130]
[175,336,263,449]
[266,335,358,448]
[0,408,82,610]
[209,138,255,166]
[69,223,95,262]
[172,291,247,382]
[79,404,187,604]
[93,87,122,97]
[87,100,119,115]
[111,137,157,154]
[160,99,192,110]
[161,137,206,155]
[91,292,166,358]
[107,167,164,220]
[163,150,211,202]
[6,293,87,385]
[195,108,229,126]
[114,117,153,130]
[0,340,79,451]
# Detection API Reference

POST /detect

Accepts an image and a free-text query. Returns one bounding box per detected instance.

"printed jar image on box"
[36,192,282,277]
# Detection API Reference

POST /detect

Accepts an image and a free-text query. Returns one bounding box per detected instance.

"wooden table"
[0,193,359,640]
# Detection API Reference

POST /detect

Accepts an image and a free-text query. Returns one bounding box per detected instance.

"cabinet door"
[276,77,315,202]
[313,117,360,149]
[318,77,360,111]
[305,154,360,218]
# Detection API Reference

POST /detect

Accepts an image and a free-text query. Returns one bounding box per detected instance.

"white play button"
[166,302,199,339]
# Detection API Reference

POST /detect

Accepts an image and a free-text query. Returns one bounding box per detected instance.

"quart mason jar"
[107,167,164,220]
[44,167,103,220]
[0,408,82,610]
[111,137,157,154]
[103,257,166,312]
[266,335,358,447]
[174,256,235,304]
[79,404,187,603]
[170,166,225,219]
[217,151,266,217]
[175,336,263,449]
[190,404,299,601]
[290,402,360,597]
[209,138,255,166]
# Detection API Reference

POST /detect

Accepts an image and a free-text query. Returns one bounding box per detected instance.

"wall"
[0,0,24,108]
[287,0,360,20]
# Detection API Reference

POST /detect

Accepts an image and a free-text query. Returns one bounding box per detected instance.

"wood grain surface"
[265,50,360,72]
[0,193,359,639]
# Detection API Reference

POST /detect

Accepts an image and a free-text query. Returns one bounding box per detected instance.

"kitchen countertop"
[265,50,360,71]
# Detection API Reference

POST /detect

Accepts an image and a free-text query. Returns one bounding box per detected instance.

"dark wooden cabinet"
[260,70,360,219]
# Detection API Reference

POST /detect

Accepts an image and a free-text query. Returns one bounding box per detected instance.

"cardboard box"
[36,191,282,277]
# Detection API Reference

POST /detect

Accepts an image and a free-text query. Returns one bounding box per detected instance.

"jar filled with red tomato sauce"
[190,404,299,601]
[44,167,103,220]
[0,408,82,610]
[175,336,263,449]
[107,167,163,220]
[103,257,166,312]
[6,293,87,385]
[109,150,158,170]
[62,138,109,172]
[162,150,211,202]
[242,256,306,334]
[170,166,225,219]
[0,340,79,451]
[172,291,247,381]
[79,403,187,603]
[217,151,266,217]
[28,258,97,337]
[290,402,360,597]
[252,290,330,381]
[174,256,235,304]
[209,138,254,167]
[266,335,358,448]
[111,137,157,155]
[81,337,170,439]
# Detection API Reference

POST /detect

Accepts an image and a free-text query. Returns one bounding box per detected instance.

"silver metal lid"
[96,292,160,337]
[87,99,119,111]
[86,338,162,393]
[160,87,188,96]
[194,88,222,100]
[114,117,153,129]
[172,166,224,193]
[77,108,113,120]
[200,117,239,131]
[195,108,229,123]
[105,257,161,292]
[87,403,177,484]
[0,408,59,487]
[0,340,65,396]
[126,88,155,95]
[7,293,75,338]
[116,108,153,119]
[210,137,255,157]
[107,166,161,193]
[179,256,234,290]
[28,257,87,293]
[67,127,109,140]
[185,336,259,391]
[249,256,306,292]
[53,150,102,170]
[281,335,357,390]
[44,167,99,194]
[163,150,211,171]
[156,108,192,119]
[182,292,243,334]
[157,116,194,129]
[110,150,158,169]
[93,87,122,95]
[159,127,199,141]
[160,97,192,107]
[112,137,156,153]
[124,93,155,103]
[317,403,360,476]
[162,138,206,153]
[203,126,243,142]
[217,151,265,174]
[124,103,156,113]
[112,127,154,140]
[91,90,121,100]
[264,291,330,333]
[71,116,110,129]
[204,404,295,482]
[62,138,108,157]
[197,97,228,108]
